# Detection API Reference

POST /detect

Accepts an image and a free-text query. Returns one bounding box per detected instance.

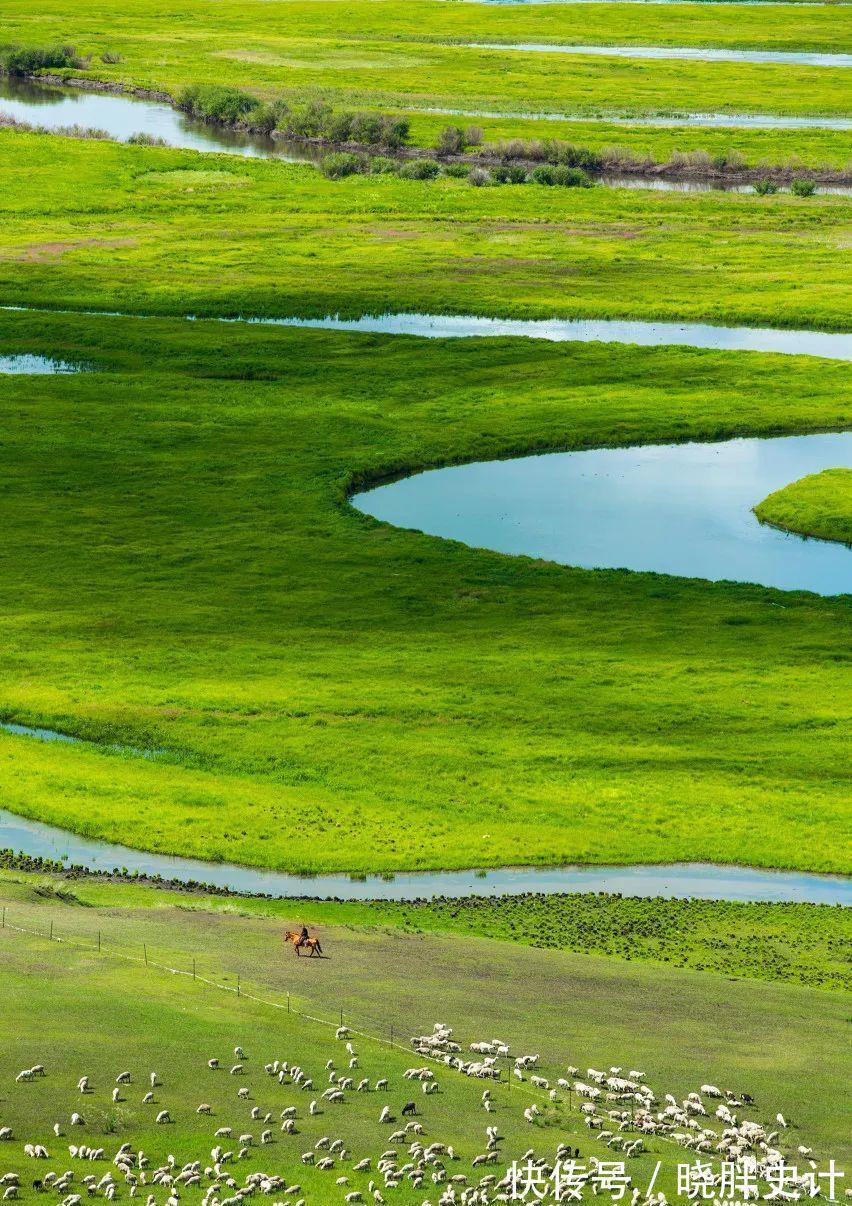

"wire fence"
[0,901,540,1105]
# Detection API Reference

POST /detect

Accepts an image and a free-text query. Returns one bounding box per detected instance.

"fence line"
[0,906,553,1110]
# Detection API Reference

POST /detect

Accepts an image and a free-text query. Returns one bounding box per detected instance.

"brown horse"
[284,930,323,957]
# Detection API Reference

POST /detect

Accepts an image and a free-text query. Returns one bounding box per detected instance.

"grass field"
[0,303,849,873]
[755,469,852,545]
[2,865,850,991]
[3,0,852,121]
[1,132,851,329]
[0,879,849,1187]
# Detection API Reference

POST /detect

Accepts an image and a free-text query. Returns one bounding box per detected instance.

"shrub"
[398,158,440,180]
[283,99,333,139]
[468,167,490,187]
[490,164,512,184]
[251,99,290,135]
[545,142,602,173]
[506,164,529,184]
[754,178,779,195]
[531,164,556,186]
[791,178,817,197]
[349,112,384,144]
[379,117,409,149]
[444,162,471,178]
[552,165,593,188]
[127,132,168,146]
[436,125,464,155]
[370,156,399,175]
[100,50,122,64]
[178,84,260,125]
[324,110,355,142]
[0,43,80,76]
[464,125,483,147]
[319,151,362,179]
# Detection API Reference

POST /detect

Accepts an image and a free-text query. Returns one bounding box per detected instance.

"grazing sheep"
[196,1105,212,1116]
[155,1112,170,1125]
[208,1059,219,1070]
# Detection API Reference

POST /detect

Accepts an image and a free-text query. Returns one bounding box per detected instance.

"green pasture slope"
[0,880,849,1179]
[3,0,852,157]
[756,469,852,545]
[0,294,849,872]
[2,866,850,990]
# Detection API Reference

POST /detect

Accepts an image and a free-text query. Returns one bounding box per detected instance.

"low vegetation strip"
[1,864,850,991]
[755,468,852,544]
[0,131,851,330]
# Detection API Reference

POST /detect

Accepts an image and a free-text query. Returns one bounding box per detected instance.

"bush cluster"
[176,85,410,148]
[0,43,81,76]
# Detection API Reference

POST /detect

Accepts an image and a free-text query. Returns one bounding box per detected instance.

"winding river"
[0,801,848,904]
[3,76,851,142]
[1,84,849,900]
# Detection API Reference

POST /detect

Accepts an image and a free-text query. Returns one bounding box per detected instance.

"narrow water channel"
[3,306,852,361]
[463,43,852,66]
[423,105,852,129]
[0,78,319,162]
[1,804,848,904]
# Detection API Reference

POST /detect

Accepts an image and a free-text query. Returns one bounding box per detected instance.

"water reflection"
[0,353,87,373]
[353,433,852,594]
[0,77,318,162]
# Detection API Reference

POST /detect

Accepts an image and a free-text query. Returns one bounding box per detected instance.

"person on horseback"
[297,924,309,949]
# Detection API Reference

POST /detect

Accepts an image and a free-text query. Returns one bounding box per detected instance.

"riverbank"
[1,861,849,989]
[755,469,852,544]
[26,72,852,186]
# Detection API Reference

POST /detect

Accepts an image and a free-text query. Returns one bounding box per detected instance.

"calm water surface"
[353,433,852,594]
[245,313,852,360]
[0,805,847,903]
[424,105,852,129]
[0,78,317,162]
[465,43,852,66]
[0,353,86,373]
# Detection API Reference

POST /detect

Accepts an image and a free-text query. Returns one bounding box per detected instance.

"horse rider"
[297,924,309,949]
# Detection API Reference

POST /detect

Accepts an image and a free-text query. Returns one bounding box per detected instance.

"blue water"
[0,804,848,904]
[353,433,852,595]
[0,353,85,373]
[241,313,852,361]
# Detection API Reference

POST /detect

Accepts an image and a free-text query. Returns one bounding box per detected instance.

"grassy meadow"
[756,469,852,545]
[1,877,849,1176]
[0,302,849,873]
[3,0,852,154]
[1,132,851,328]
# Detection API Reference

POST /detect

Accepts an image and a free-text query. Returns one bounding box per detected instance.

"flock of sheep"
[2,1024,842,1206]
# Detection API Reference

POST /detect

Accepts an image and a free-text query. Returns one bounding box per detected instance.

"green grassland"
[0,881,849,1176]
[1,132,851,329]
[0,297,849,873]
[3,0,852,154]
[755,469,852,545]
[2,866,850,991]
